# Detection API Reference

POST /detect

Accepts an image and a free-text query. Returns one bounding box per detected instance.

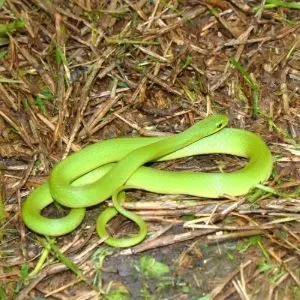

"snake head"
[201,114,229,134]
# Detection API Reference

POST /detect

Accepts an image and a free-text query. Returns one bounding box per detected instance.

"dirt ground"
[0,1,299,299]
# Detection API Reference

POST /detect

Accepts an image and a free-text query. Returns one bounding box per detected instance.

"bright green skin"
[22,115,273,248]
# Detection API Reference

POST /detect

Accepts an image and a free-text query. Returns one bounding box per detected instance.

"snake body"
[22,115,273,247]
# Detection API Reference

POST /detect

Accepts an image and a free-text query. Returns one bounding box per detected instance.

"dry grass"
[0,0,299,299]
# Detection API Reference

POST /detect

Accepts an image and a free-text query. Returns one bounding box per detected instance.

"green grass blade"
[0,185,6,240]
[0,77,21,83]
[46,237,90,285]
[254,0,300,11]
[230,58,260,117]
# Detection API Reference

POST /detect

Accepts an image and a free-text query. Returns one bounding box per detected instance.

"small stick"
[210,197,247,223]
[268,249,300,287]
[10,156,36,193]
[206,229,265,241]
[184,224,275,231]
[0,83,18,111]
[121,229,218,255]
[123,0,148,20]
[225,24,300,46]
[0,184,6,240]
[210,260,253,298]
[17,190,27,258]
[114,113,168,136]
[232,279,250,300]
[36,113,80,152]
[142,71,183,96]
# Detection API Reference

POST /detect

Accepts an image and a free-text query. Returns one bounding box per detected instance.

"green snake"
[22,115,273,247]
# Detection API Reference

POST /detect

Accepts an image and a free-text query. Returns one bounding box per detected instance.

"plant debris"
[0,1,299,299]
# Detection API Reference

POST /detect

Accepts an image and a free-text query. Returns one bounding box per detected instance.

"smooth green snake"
[22,115,273,247]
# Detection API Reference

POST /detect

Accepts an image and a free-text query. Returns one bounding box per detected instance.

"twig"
[121,229,217,255]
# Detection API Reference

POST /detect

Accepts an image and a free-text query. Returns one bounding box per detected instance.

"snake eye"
[217,122,223,129]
